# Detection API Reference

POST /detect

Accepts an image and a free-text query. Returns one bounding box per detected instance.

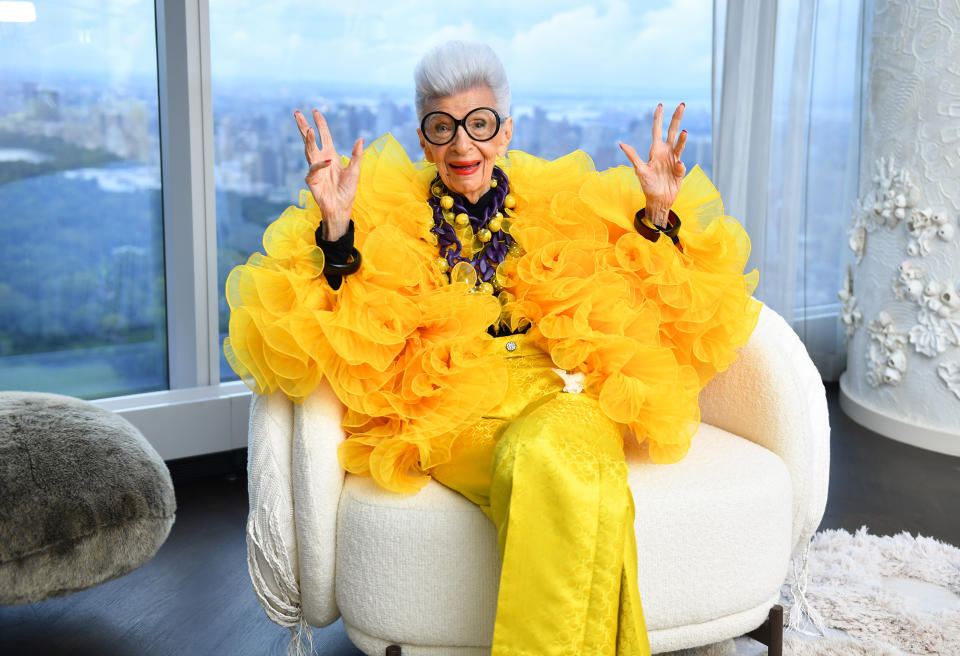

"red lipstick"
[449,160,481,176]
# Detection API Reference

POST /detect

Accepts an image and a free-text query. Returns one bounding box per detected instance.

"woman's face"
[418,85,513,204]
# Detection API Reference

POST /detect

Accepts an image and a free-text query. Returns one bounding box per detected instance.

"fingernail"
[682,129,687,134]
[323,159,332,163]
[681,102,685,107]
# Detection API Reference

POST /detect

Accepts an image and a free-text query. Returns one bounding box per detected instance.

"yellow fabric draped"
[224,134,762,494]
[430,333,651,655]
[489,392,648,655]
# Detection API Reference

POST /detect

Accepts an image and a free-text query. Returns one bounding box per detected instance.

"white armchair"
[245,303,830,655]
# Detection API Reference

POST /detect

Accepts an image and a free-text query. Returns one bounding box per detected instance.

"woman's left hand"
[618,103,687,228]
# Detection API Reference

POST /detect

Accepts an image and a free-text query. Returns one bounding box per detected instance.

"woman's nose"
[450,124,473,151]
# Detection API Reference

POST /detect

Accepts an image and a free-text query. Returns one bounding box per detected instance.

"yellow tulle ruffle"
[225,135,761,493]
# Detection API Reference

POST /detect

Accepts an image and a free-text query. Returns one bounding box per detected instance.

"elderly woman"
[226,41,760,655]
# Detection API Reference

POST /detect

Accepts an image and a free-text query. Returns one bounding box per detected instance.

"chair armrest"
[698,303,830,556]
[246,390,303,628]
[293,379,347,628]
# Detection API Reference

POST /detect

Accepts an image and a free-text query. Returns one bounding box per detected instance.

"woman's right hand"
[294,108,363,241]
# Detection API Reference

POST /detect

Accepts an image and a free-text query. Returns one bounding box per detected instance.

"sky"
[0,0,715,103]
[208,0,714,99]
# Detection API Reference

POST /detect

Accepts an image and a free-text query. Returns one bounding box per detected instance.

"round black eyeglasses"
[420,107,502,146]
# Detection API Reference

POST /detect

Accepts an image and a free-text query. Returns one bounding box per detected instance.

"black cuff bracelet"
[322,247,362,277]
[634,208,682,246]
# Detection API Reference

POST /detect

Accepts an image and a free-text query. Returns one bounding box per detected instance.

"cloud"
[1,0,713,103]
[507,2,634,87]
[503,0,712,96]
[633,0,714,79]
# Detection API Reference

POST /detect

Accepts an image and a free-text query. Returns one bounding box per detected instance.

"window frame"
[156,0,218,391]
[91,0,250,460]
[95,0,841,459]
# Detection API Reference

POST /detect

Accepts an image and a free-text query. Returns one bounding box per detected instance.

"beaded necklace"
[427,166,520,294]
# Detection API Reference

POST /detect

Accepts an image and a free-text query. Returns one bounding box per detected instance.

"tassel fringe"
[786,539,827,636]
[286,617,315,656]
[246,501,303,626]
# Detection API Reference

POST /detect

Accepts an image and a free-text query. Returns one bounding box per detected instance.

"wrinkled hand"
[618,103,687,228]
[294,108,363,241]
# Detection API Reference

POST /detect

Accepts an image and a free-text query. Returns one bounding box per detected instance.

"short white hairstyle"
[414,41,511,120]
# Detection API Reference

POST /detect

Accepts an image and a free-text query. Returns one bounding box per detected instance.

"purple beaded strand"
[428,167,515,285]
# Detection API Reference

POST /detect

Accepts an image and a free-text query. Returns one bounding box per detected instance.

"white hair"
[414,41,511,120]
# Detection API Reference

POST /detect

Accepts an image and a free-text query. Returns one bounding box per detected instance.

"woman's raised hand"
[618,103,687,228]
[294,108,364,241]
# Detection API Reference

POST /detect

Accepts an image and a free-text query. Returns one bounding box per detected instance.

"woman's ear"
[497,117,514,157]
[418,129,435,163]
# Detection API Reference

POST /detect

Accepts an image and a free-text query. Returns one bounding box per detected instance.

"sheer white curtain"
[712,0,864,380]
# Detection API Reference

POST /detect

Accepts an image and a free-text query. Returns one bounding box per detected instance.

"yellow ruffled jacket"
[225,135,761,493]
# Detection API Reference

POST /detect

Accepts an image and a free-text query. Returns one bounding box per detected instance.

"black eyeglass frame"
[419,107,503,146]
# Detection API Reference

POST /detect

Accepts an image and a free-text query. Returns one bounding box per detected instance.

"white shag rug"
[665,527,960,656]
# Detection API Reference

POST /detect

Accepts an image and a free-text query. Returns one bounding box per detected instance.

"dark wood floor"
[820,385,960,544]
[2,382,959,655]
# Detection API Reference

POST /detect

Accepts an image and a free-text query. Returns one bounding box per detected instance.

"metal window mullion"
[197,0,219,386]
[156,0,217,389]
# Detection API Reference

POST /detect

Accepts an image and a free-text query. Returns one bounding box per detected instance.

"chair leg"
[745,604,783,656]
[386,645,402,656]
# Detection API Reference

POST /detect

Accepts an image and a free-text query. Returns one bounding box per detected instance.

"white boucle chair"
[246,303,830,655]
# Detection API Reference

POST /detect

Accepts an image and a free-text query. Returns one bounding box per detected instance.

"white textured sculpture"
[838,264,863,342]
[938,362,960,401]
[864,311,908,388]
[839,0,960,454]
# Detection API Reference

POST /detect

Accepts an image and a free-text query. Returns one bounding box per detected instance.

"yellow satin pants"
[429,334,652,656]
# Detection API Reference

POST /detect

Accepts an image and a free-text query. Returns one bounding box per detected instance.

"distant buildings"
[0,80,157,165]
[0,77,718,355]
[2,74,714,200]
[206,91,714,203]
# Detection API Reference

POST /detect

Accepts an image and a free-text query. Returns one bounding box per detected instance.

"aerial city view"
[1,0,726,398]
[0,67,712,396]
[4,1,855,404]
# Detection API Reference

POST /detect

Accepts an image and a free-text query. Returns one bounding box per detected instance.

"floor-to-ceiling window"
[208,0,716,382]
[0,0,716,456]
[0,0,167,398]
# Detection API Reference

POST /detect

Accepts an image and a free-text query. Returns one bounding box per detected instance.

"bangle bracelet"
[322,247,362,277]
[634,208,682,246]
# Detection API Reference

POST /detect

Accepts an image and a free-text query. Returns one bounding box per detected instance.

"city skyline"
[0,60,716,394]
[0,0,853,403]
[2,71,715,197]
[0,74,849,401]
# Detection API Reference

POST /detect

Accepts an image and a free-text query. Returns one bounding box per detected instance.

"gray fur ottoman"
[0,392,176,604]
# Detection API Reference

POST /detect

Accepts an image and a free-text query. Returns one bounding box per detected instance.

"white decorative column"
[839,0,960,455]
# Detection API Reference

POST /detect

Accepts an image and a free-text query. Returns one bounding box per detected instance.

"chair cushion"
[0,392,176,604]
[334,422,793,651]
